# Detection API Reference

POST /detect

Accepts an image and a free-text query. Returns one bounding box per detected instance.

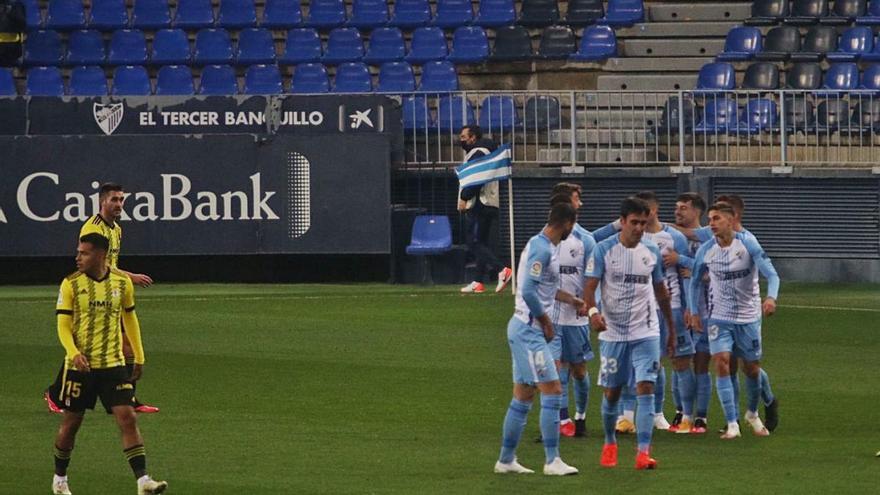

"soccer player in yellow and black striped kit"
[51,233,167,495]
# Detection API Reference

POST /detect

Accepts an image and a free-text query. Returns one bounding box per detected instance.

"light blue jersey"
[643,224,692,310]
[551,223,596,326]
[513,232,560,325]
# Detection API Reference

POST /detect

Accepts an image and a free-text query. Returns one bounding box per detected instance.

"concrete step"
[617,21,740,38]
[647,2,752,22]
[576,108,664,128]
[622,39,726,58]
[597,73,699,91]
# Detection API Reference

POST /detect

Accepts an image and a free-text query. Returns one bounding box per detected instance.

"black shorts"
[60,366,135,413]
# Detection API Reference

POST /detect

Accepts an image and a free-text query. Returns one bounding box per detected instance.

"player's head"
[459,125,482,150]
[707,202,736,237]
[98,182,125,220]
[715,194,744,219]
[634,190,659,221]
[77,233,109,273]
[551,182,583,210]
[619,196,651,244]
[547,201,576,241]
[675,192,706,227]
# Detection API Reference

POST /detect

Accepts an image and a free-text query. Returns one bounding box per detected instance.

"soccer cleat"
[668,411,683,432]
[495,267,513,293]
[494,458,535,474]
[764,398,779,432]
[600,443,618,467]
[720,422,742,440]
[44,391,63,414]
[654,414,671,431]
[559,420,575,437]
[574,419,586,437]
[52,479,72,495]
[615,418,635,434]
[543,457,578,476]
[675,417,693,434]
[134,403,160,414]
[691,418,708,434]
[745,411,770,437]
[717,421,739,434]
[137,477,168,495]
[460,281,485,294]
[635,450,658,470]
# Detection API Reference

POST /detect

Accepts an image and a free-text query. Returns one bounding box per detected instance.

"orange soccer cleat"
[600,443,618,468]
[635,450,658,470]
[559,420,575,437]
[44,391,63,414]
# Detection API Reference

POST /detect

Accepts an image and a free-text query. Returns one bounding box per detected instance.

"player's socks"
[540,394,562,463]
[635,394,655,452]
[695,372,711,418]
[675,368,697,417]
[654,366,666,414]
[715,375,738,423]
[124,444,147,478]
[602,397,619,445]
[559,369,570,423]
[54,445,72,476]
[620,387,636,417]
[671,369,682,412]
[745,374,762,414]
[573,373,590,416]
[730,373,741,418]
[499,398,532,463]
[760,368,775,406]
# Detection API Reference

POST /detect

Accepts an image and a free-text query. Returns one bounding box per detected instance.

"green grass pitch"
[1,283,878,494]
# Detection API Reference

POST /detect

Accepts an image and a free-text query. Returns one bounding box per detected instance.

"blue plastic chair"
[304,0,346,29]
[520,0,561,27]
[67,30,106,66]
[112,65,151,94]
[858,63,880,90]
[437,94,475,130]
[827,26,873,61]
[406,215,452,255]
[818,62,860,95]
[364,27,405,64]
[731,98,778,134]
[156,65,195,94]
[46,0,86,30]
[858,35,880,61]
[433,0,473,28]
[815,99,851,131]
[377,61,415,92]
[390,0,431,28]
[348,0,389,28]
[108,29,148,65]
[24,30,63,66]
[151,29,191,65]
[717,26,763,61]
[570,24,616,61]
[199,64,238,94]
[27,66,65,95]
[333,61,372,92]
[194,28,234,65]
[479,95,521,131]
[22,0,42,30]
[402,95,434,130]
[856,0,880,24]
[694,97,738,133]
[260,0,302,28]
[131,0,171,29]
[89,0,129,30]
[447,26,488,63]
[406,26,448,64]
[290,62,330,93]
[524,94,561,129]
[418,60,458,92]
[217,0,256,28]
[174,0,215,29]
[602,0,644,26]
[237,28,276,64]
[323,27,364,64]
[694,62,736,91]
[279,28,322,64]
[490,25,532,60]
[244,64,283,94]
[68,65,108,95]
[475,0,515,27]
[0,68,18,95]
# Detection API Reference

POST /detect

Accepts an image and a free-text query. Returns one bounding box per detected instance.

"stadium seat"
[89,0,129,31]
[244,63,283,94]
[418,60,458,92]
[333,61,372,92]
[279,28,321,64]
[108,29,148,65]
[406,216,452,256]
[260,0,302,28]
[131,0,172,30]
[0,68,16,95]
[518,0,560,27]
[785,62,823,89]
[717,26,763,61]
[538,25,576,59]
[790,25,837,61]
[745,0,789,25]
[475,0,516,27]
[323,27,364,64]
[570,24,616,61]
[402,95,433,130]
[856,0,880,24]
[151,29,191,65]
[433,0,474,29]
[658,95,695,134]
[364,27,406,64]
[858,36,880,61]
[390,0,431,29]
[377,61,415,92]
[66,30,106,66]
[68,65,108,95]
[304,0,346,29]
[849,97,880,129]
[816,98,851,130]
[827,26,873,62]
[22,0,42,30]
[236,28,276,65]
[24,30,63,66]
[784,0,828,25]
[524,94,561,129]
[217,0,256,28]
[173,0,215,29]
[565,0,604,26]
[112,65,151,94]
[821,0,866,25]
[859,63,880,91]
[348,0,389,28]
[755,25,800,61]
[694,62,735,91]
[26,66,65,95]
[447,26,488,63]
[731,98,778,133]
[602,0,644,27]
[818,62,860,95]
[783,96,815,131]
[194,28,234,65]
[406,27,448,64]
[741,62,780,90]
[490,25,533,61]
[290,62,330,93]
[198,64,238,94]
[478,95,521,131]
[155,64,195,94]
[693,96,738,133]
[46,0,86,30]
[437,94,475,129]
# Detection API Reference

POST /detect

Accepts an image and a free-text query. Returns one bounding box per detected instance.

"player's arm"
[120,278,146,379]
[651,246,676,356]
[522,244,555,342]
[672,224,713,243]
[117,268,154,288]
[56,280,89,372]
[687,245,708,330]
[591,220,620,242]
[555,289,584,311]
[744,235,780,317]
[670,229,694,270]
[582,244,607,331]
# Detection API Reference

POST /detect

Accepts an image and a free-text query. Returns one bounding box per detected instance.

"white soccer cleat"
[494,458,534,474]
[543,457,578,476]
[137,476,168,495]
[654,413,671,431]
[745,411,770,437]
[495,267,513,293]
[460,281,485,294]
[52,478,72,495]
[720,421,742,440]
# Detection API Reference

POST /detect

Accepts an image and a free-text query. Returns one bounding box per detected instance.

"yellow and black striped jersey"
[80,215,122,269]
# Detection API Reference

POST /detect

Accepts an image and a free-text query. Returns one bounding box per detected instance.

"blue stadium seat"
[519,0,560,27]
[112,65,152,94]
[406,215,452,256]
[244,63,283,93]
[279,28,322,64]
[565,0,604,26]
[570,24,616,61]
[151,29,191,65]
[447,26,488,63]
[364,27,405,64]
[217,0,256,28]
[821,0,866,25]
[131,0,172,29]
[418,60,457,91]
[156,65,194,94]
[717,26,763,61]
[478,95,521,131]
[602,0,643,27]
[108,29,148,65]
[694,62,736,91]
[849,97,880,130]
[194,28,234,65]
[24,30,63,66]
[785,62,822,89]
[27,66,65,95]
[858,35,880,61]
[693,96,738,133]
[406,26,448,64]
[475,0,516,27]
[755,25,799,62]
[858,63,880,91]
[815,99,851,131]
[236,28,276,64]
[199,64,238,94]
[490,25,532,60]
[22,0,42,30]
[783,96,815,131]
[46,0,86,30]
[377,61,415,92]
[524,95,561,129]
[390,0,431,28]
[348,0,389,28]
[538,24,576,59]
[323,27,364,64]
[818,62,860,94]
[290,62,330,93]
[437,94,475,129]
[67,30,106,66]
[402,95,434,130]
[827,26,873,62]
[173,0,215,29]
[856,0,880,24]
[742,61,780,90]
[89,0,129,30]
[784,0,828,25]
[260,0,302,28]
[333,61,372,92]
[731,98,778,134]
[304,0,346,29]
[68,65,108,95]
[746,0,789,25]
[0,68,17,95]
[433,0,473,28]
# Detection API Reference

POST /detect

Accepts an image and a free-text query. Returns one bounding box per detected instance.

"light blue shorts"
[659,307,695,358]
[597,336,661,389]
[559,324,594,364]
[507,317,559,386]
[694,316,711,354]
[707,319,762,362]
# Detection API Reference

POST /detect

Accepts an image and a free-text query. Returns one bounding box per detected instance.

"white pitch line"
[779,304,880,313]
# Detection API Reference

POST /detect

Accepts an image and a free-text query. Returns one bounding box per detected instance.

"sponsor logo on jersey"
[530,261,543,277]
[623,274,649,284]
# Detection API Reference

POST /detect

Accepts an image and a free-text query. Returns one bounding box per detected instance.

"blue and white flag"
[455,144,512,189]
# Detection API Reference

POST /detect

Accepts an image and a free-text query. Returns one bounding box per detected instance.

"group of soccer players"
[495,183,781,475]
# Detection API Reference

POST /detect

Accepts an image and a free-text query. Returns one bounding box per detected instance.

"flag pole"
[507,176,516,294]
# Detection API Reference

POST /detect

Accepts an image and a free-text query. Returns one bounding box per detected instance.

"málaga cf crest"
[93,103,124,136]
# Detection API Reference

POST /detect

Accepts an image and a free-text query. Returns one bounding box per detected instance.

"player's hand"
[590,313,606,332]
[763,297,777,317]
[457,199,467,212]
[129,364,143,382]
[129,273,153,288]
[662,250,679,268]
[678,267,691,279]
[541,320,555,343]
[577,304,589,317]
[666,329,676,357]
[689,314,703,332]
[683,309,692,322]
[571,297,585,309]
[72,354,90,373]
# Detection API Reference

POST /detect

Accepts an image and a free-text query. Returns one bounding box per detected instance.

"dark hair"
[79,233,110,252]
[98,182,124,199]
[634,190,658,205]
[547,202,577,226]
[676,192,706,212]
[549,192,574,207]
[551,182,582,196]
[708,202,736,217]
[715,194,744,214]
[620,196,651,218]
[460,125,482,140]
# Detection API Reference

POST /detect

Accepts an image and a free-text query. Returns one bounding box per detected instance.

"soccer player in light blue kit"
[585,197,675,470]
[687,202,780,439]
[495,202,581,476]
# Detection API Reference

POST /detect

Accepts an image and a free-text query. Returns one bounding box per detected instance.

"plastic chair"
[524,94,561,129]
[783,96,815,131]
[858,63,880,90]
[433,0,473,28]
[849,97,880,129]
[816,98,851,130]
[236,28,276,65]
[112,65,151,94]
[364,27,406,64]
[570,24,616,61]
[290,62,330,93]
[694,62,736,91]
[46,0,86,30]
[376,61,415,92]
[155,64,195,94]
[745,0,789,25]
[26,66,65,95]
[402,95,434,130]
[333,61,372,92]
[260,0,302,28]
[565,0,604,26]
[348,0,389,28]
[741,62,780,90]
[390,0,431,29]
[478,95,521,130]
[217,0,256,28]
[279,28,322,64]
[475,0,516,28]
[538,24,576,59]
[24,30,63,66]
[821,0,866,24]
[243,63,283,94]
[131,0,172,29]
[856,0,880,24]
[68,65,108,95]
[22,0,42,30]
[447,26,488,63]
[602,0,643,27]
[437,94,475,129]
[784,0,828,25]
[194,28,234,65]
[304,0,346,29]
[406,26,448,64]
[89,0,129,31]
[418,60,458,92]
[791,25,837,61]
[826,26,873,62]
[755,25,800,61]
[693,96,738,133]
[67,30,106,66]
[199,64,238,94]
[717,26,763,61]
[323,27,364,64]
[108,29,148,65]
[819,62,860,93]
[151,29,191,65]
[406,215,453,285]
[518,0,560,27]
[785,62,823,89]
[731,98,778,133]
[173,0,215,29]
[490,25,533,61]
[658,95,695,134]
